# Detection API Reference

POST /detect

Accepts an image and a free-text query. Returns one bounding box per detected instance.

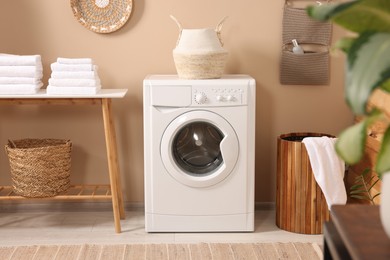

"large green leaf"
[381,72,390,92]
[308,0,390,33]
[309,0,390,177]
[345,32,390,115]
[376,126,390,175]
[336,111,381,164]
[309,1,390,115]
[307,2,357,22]
[336,120,367,164]
[335,37,356,53]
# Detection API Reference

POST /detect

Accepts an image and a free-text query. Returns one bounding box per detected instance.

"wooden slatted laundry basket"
[276,132,332,234]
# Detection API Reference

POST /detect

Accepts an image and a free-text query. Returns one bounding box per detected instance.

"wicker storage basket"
[173,52,228,79]
[171,15,229,79]
[5,139,72,198]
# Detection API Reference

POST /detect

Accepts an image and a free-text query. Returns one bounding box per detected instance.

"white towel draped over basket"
[302,136,347,209]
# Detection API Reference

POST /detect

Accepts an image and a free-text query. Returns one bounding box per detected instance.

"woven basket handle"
[170,15,228,47]
[215,16,228,46]
[170,15,183,47]
[8,139,17,148]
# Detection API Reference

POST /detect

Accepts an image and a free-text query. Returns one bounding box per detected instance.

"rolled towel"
[57,57,93,64]
[0,77,41,84]
[0,66,43,78]
[48,78,101,87]
[51,62,96,72]
[0,82,43,95]
[47,85,101,95]
[302,136,347,209]
[51,71,98,79]
[0,54,42,66]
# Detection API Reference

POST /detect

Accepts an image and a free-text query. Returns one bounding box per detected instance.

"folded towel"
[0,82,43,88]
[0,77,41,84]
[51,62,96,72]
[302,137,347,209]
[57,57,93,64]
[0,83,43,95]
[51,71,98,79]
[0,54,42,66]
[48,78,101,87]
[0,66,43,78]
[46,85,101,95]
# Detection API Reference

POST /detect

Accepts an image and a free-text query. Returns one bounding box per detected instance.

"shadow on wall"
[226,43,277,202]
[70,145,89,185]
[116,94,144,201]
[0,103,108,186]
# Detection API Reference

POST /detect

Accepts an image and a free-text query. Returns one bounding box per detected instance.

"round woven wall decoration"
[70,0,133,33]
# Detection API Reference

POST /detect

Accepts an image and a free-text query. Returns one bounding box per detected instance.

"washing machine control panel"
[192,85,247,106]
[194,92,208,104]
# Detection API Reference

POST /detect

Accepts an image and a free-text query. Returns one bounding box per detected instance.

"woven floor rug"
[0,242,322,260]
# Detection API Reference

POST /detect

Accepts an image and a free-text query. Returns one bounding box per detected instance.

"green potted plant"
[308,0,390,237]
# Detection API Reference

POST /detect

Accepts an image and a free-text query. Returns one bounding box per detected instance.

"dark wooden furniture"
[324,204,390,260]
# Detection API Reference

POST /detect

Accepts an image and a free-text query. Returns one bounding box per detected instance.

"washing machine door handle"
[220,133,239,167]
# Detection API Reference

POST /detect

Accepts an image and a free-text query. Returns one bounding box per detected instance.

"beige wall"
[0,1,352,203]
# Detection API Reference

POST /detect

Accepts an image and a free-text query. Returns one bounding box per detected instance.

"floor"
[0,203,323,247]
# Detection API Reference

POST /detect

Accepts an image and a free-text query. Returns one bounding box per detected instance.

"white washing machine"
[143,74,255,232]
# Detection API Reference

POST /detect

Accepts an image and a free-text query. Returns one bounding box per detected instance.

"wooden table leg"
[104,99,126,219]
[102,98,125,233]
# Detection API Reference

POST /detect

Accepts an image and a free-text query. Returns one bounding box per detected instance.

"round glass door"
[172,122,224,176]
[161,111,239,188]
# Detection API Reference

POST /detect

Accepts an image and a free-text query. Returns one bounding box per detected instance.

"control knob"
[226,95,234,101]
[195,92,207,104]
[216,95,224,102]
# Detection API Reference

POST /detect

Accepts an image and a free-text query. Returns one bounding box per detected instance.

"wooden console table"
[324,204,390,260]
[0,89,127,233]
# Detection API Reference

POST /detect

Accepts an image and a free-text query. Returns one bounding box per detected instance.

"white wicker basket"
[171,16,228,79]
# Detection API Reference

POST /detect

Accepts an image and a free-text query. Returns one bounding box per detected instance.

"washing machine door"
[161,110,239,188]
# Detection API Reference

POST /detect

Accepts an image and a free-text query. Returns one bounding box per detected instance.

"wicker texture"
[171,16,229,79]
[5,139,72,198]
[173,52,228,79]
[70,0,133,33]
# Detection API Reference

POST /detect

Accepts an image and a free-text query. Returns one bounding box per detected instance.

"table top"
[0,89,128,99]
[331,204,390,260]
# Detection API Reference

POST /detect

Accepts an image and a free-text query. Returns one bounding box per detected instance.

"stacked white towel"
[47,58,101,95]
[0,54,43,94]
